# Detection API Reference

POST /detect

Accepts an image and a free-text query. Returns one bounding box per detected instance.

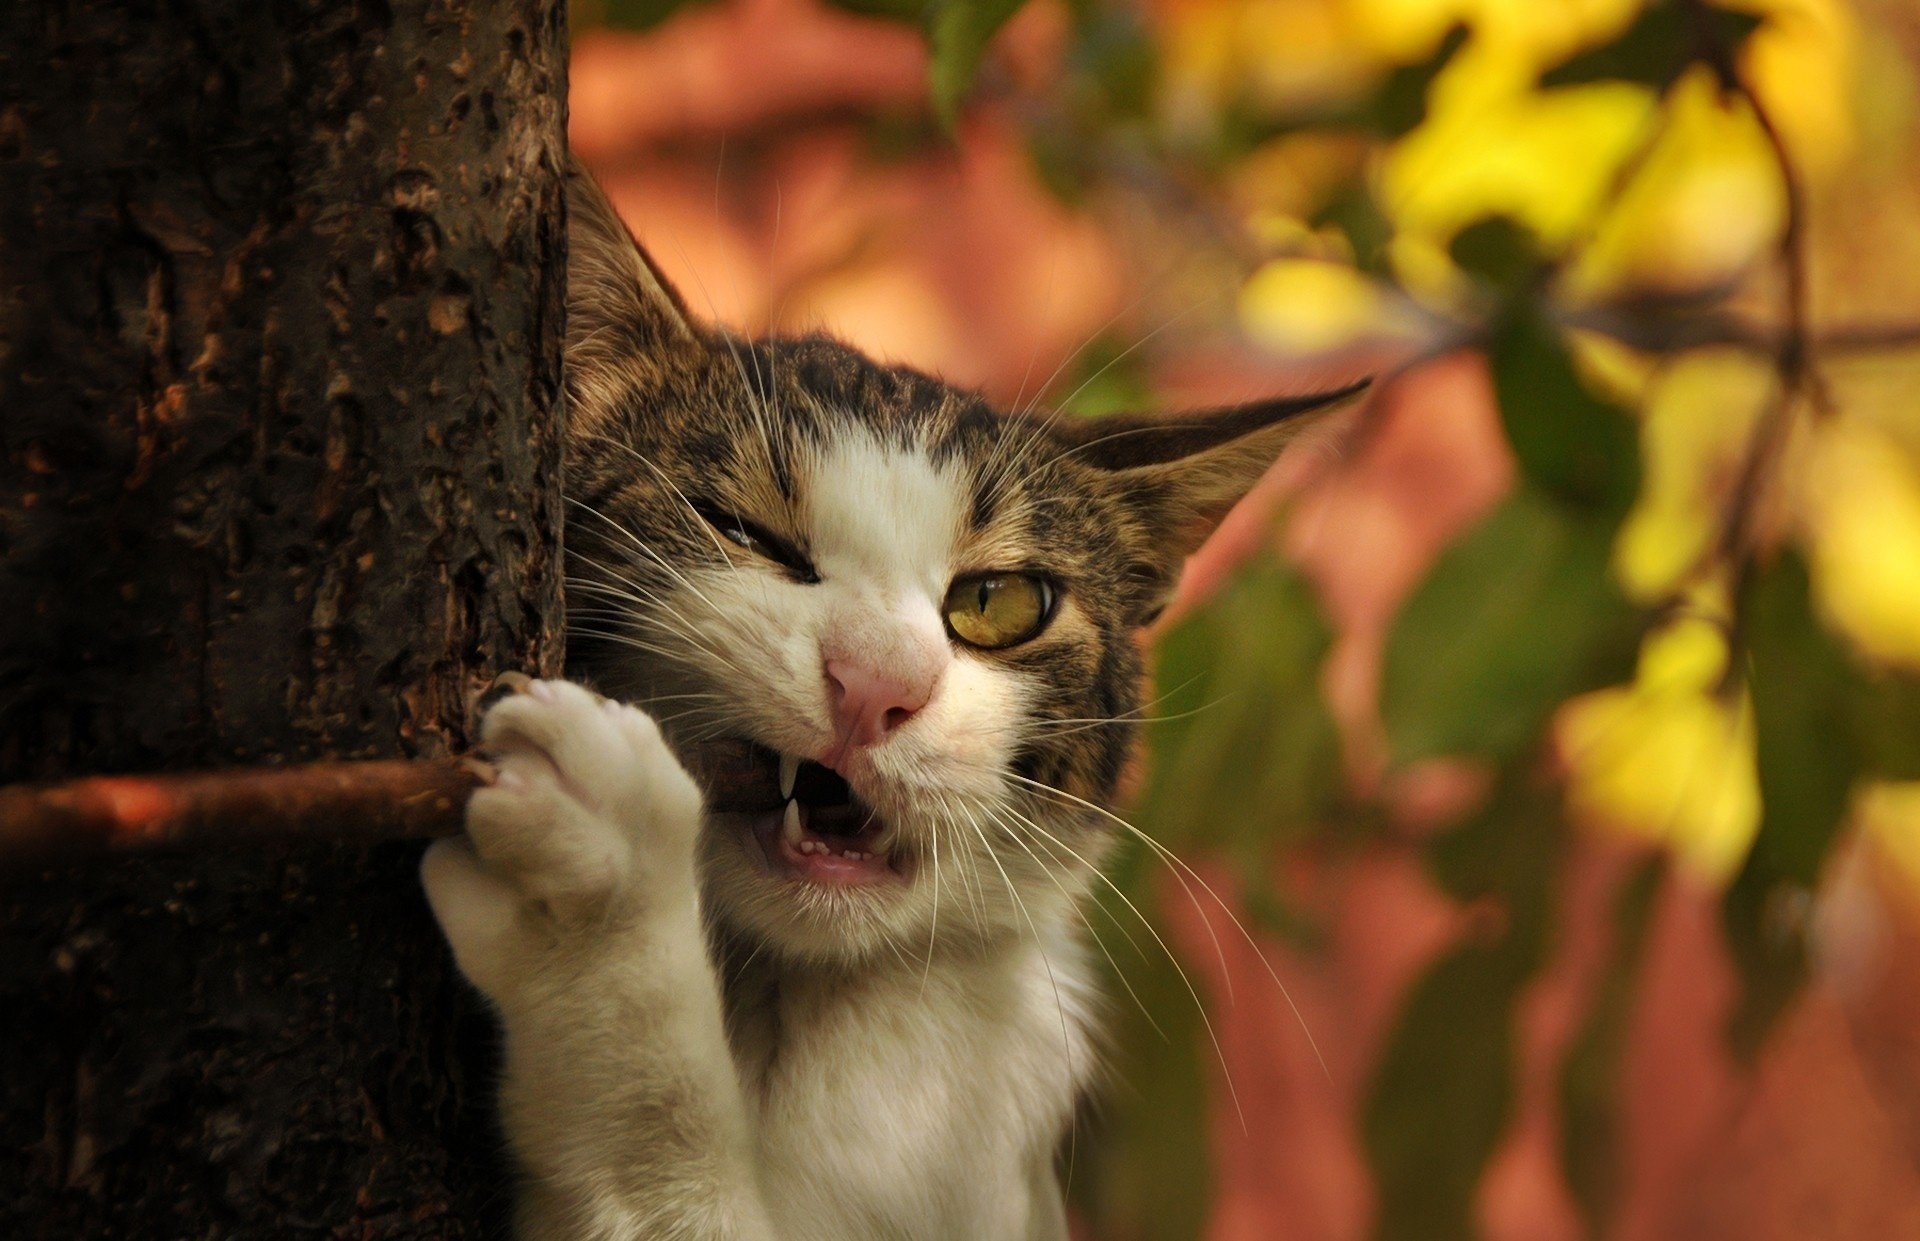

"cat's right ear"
[565,161,709,412]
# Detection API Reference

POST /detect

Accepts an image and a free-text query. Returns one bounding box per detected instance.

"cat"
[420,162,1361,1240]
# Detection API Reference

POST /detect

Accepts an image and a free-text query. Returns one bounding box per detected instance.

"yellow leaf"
[1379,74,1655,252]
[1558,617,1761,882]
[1614,350,1773,601]
[1565,69,1785,299]
[1239,256,1419,354]
[1862,781,1920,906]
[1802,419,1920,670]
[1733,0,1860,177]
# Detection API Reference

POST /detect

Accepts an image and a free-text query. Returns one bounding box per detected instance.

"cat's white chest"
[736,947,1089,1241]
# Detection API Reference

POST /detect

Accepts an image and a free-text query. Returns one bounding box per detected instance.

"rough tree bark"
[0,1,567,1235]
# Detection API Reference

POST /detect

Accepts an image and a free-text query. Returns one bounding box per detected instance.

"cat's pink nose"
[825,658,932,749]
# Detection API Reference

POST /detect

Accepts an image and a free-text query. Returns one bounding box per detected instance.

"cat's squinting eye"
[943,573,1056,650]
[691,500,819,583]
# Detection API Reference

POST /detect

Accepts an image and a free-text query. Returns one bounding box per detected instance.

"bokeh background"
[567,1,1920,1237]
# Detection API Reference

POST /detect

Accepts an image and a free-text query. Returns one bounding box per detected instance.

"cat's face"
[560,166,1358,964]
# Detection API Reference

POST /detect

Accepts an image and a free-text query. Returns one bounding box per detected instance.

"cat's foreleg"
[421,680,773,1241]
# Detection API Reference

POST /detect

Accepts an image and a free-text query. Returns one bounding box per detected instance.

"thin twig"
[0,741,776,879]
[1674,0,1829,690]
[1561,307,1920,358]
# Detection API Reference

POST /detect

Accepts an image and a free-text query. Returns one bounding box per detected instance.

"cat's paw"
[421,679,704,1002]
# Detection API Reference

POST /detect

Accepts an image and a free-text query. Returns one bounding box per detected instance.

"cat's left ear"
[1055,379,1370,560]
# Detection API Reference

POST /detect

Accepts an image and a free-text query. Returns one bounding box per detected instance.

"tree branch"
[0,742,775,878]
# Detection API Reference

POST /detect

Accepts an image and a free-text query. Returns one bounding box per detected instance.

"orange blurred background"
[570,3,1920,1236]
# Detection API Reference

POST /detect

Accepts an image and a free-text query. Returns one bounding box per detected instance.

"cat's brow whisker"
[994,299,1209,506]
[976,280,1198,510]
[676,263,786,479]
[975,260,1171,499]
[562,546,762,675]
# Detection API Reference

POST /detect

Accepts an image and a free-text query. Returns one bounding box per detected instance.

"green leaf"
[1746,555,1864,884]
[927,0,1031,126]
[1448,215,1544,291]
[1076,890,1213,1241]
[1310,181,1395,275]
[1366,941,1518,1241]
[1047,334,1157,419]
[813,0,1035,125]
[1559,857,1663,1235]
[1366,778,1562,1241]
[1369,23,1470,137]
[1079,555,1339,1240]
[1382,489,1640,766]
[1856,668,1920,781]
[1488,308,1641,515]
[1723,552,1863,1059]
[1137,556,1343,856]
[1540,1,1765,94]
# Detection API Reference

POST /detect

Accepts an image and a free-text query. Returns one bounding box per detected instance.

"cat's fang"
[778,752,799,800]
[782,798,804,847]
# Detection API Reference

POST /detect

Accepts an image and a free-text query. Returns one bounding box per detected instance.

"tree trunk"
[0,1,567,1235]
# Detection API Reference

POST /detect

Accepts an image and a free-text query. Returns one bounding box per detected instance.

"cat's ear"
[1056,379,1369,559]
[565,160,709,412]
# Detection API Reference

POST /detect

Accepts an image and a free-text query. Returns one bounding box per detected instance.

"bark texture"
[0,0,568,1234]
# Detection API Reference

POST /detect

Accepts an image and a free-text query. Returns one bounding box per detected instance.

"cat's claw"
[422,678,704,1004]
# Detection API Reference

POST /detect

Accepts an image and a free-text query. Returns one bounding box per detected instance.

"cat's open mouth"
[730,745,902,886]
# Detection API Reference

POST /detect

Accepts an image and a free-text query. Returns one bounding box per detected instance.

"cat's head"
[561,166,1362,965]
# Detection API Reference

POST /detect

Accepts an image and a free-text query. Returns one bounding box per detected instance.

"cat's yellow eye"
[943,573,1056,650]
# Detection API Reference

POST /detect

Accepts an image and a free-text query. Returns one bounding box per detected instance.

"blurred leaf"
[1427,776,1555,907]
[1488,307,1641,515]
[816,0,1034,125]
[1559,856,1664,1235]
[1366,941,1518,1241]
[1079,555,1339,1239]
[1541,1,1765,94]
[1139,556,1342,856]
[1077,877,1213,1241]
[820,0,923,19]
[1367,777,1562,1241]
[1448,215,1543,291]
[1383,489,1640,766]
[1858,670,1920,781]
[1064,0,1157,121]
[1370,23,1470,138]
[1746,554,1864,883]
[1723,553,1862,1060]
[1312,181,1396,275]
[1241,258,1403,356]
[1048,335,1157,419]
[928,0,1031,126]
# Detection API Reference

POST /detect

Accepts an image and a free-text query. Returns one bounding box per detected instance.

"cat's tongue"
[771,799,897,886]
